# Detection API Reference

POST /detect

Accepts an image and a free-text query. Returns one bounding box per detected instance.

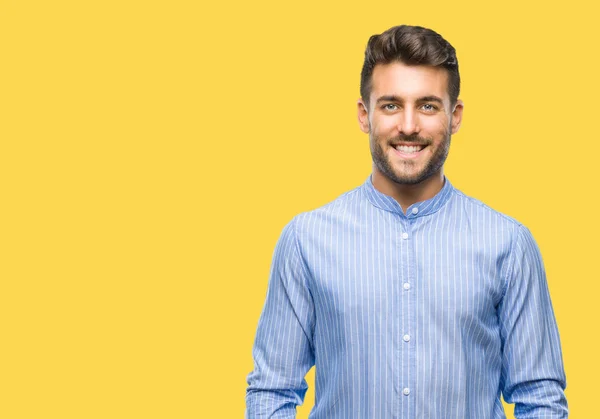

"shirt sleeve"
[246,217,316,418]
[498,224,568,418]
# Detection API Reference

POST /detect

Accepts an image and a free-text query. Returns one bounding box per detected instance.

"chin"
[395,164,439,184]
[392,175,426,185]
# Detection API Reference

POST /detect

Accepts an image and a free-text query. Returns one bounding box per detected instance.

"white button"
[403,334,411,342]
[411,207,419,214]
[402,232,409,240]
[403,282,411,290]
[403,387,410,396]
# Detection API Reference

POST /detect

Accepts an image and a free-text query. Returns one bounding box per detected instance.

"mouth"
[391,143,428,159]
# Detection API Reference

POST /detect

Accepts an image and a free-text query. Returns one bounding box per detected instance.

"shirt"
[246,175,567,418]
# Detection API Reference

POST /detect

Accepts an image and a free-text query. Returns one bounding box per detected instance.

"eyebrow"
[375,95,444,105]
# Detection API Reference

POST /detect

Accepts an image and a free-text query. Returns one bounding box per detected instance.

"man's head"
[357,25,463,187]
[360,25,460,110]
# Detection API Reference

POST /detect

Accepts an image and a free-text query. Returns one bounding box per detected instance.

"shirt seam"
[291,215,313,281]
[289,216,316,353]
[500,223,523,300]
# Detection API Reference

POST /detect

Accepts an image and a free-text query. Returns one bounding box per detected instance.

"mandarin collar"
[362,173,454,218]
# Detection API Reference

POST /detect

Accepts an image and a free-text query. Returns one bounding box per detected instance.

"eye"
[420,103,438,112]
[382,103,399,111]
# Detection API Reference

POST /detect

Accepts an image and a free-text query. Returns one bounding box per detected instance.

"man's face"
[358,61,463,185]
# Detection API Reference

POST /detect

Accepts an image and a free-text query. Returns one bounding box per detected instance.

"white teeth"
[395,145,423,153]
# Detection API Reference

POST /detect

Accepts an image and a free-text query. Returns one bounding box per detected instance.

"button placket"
[398,216,415,414]
[400,216,416,413]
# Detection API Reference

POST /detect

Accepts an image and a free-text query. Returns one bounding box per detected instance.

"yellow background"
[0,0,596,417]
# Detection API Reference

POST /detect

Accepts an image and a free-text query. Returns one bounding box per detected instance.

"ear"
[450,99,464,134]
[357,99,370,134]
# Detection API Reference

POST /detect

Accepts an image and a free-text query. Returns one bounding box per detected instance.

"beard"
[370,131,451,185]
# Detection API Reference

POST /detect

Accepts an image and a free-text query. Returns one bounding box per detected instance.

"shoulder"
[449,186,539,258]
[450,186,525,230]
[290,183,365,231]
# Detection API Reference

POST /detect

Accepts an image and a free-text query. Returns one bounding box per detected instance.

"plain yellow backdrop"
[0,0,596,417]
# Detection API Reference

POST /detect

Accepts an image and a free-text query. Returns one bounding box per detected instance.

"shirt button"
[403,334,411,342]
[403,388,410,396]
[411,207,419,215]
[403,282,411,290]
[402,232,409,240]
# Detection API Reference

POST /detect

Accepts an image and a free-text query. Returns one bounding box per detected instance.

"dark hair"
[360,25,460,107]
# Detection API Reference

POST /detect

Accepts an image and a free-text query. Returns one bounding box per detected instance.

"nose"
[397,108,419,135]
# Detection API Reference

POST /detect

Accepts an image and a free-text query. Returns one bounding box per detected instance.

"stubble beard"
[370,131,452,186]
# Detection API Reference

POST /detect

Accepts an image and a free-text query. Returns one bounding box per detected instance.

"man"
[246,25,567,418]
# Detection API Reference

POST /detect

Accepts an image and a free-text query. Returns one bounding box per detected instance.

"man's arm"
[498,224,568,418]
[246,217,315,419]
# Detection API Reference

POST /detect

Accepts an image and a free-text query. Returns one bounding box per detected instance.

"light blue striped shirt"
[246,175,567,418]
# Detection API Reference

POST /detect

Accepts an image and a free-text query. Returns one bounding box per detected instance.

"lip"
[391,145,427,159]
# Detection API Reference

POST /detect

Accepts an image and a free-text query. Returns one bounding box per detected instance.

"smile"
[395,144,425,153]
[391,144,427,159]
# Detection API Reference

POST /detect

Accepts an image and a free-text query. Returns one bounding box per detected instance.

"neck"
[372,168,445,214]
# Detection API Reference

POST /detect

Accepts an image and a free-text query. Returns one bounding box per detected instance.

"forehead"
[370,61,450,102]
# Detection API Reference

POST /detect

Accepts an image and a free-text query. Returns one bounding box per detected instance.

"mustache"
[388,134,431,145]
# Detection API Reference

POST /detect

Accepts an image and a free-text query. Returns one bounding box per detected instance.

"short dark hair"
[360,25,460,108]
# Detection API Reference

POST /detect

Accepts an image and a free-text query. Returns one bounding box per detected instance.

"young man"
[246,25,567,418]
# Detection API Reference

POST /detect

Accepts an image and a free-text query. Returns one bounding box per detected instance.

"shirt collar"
[362,173,455,218]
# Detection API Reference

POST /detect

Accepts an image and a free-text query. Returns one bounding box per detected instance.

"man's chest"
[300,220,509,329]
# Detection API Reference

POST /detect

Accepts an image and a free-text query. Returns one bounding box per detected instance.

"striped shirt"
[246,175,567,418]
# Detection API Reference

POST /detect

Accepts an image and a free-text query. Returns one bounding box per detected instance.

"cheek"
[422,118,450,138]
[421,115,447,129]
[371,118,398,137]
